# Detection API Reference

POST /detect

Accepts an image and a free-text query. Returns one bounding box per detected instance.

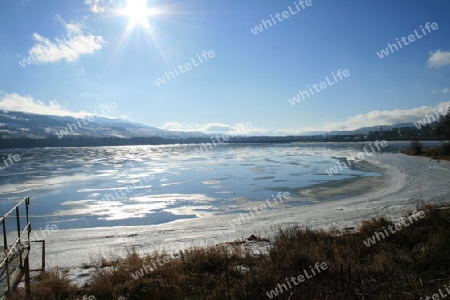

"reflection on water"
[0,141,440,230]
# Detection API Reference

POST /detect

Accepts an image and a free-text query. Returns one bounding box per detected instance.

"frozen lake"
[0,141,441,230]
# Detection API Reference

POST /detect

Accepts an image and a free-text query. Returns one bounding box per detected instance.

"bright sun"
[121,0,156,31]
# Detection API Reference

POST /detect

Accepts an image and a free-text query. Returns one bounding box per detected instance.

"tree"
[436,108,450,140]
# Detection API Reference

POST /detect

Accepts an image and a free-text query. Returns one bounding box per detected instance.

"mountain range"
[0,111,206,140]
[0,111,420,140]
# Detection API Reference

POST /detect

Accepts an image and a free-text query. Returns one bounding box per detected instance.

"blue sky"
[0,0,449,135]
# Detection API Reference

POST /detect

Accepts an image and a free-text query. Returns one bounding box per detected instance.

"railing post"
[15,207,20,239]
[25,197,30,240]
[42,240,45,271]
[2,219,11,296]
[15,207,22,269]
[2,219,7,254]
[0,197,35,297]
[24,255,31,299]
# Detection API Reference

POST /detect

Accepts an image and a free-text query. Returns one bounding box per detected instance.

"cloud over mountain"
[321,102,450,131]
[0,92,102,118]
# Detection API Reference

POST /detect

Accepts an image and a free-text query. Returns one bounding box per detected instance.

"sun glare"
[121,0,156,31]
[114,0,167,61]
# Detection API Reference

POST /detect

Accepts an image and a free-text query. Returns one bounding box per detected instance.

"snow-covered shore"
[29,153,450,284]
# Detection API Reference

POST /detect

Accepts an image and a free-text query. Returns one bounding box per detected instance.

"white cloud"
[427,50,450,69]
[160,122,230,133]
[160,122,267,136]
[433,88,450,95]
[0,93,114,118]
[161,103,450,135]
[22,18,105,65]
[85,0,115,13]
[3,93,449,135]
[319,102,450,132]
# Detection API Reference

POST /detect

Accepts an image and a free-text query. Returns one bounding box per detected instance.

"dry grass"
[402,143,450,161]
[30,268,77,299]
[30,202,450,299]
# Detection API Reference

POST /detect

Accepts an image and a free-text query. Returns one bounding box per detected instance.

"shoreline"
[28,153,450,285]
[298,159,386,202]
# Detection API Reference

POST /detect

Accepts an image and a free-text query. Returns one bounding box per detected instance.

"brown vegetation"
[30,202,450,299]
[402,143,450,161]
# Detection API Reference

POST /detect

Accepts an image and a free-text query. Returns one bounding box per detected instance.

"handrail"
[0,196,31,297]
[0,223,31,268]
[0,197,29,224]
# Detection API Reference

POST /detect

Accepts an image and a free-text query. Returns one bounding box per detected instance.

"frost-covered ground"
[28,153,450,285]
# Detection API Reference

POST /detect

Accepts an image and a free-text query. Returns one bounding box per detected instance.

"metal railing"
[29,240,45,272]
[0,196,31,298]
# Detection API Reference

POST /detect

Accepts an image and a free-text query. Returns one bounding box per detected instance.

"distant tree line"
[0,133,446,150]
[1,109,449,149]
